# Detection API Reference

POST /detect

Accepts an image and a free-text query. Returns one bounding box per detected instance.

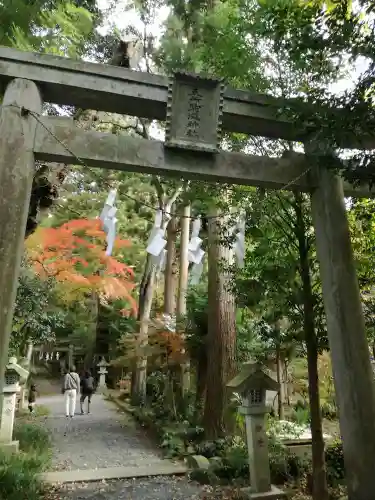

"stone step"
[42,463,188,484]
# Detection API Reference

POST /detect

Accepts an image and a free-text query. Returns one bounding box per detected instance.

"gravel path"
[39,394,166,471]
[40,395,240,500]
[53,476,208,500]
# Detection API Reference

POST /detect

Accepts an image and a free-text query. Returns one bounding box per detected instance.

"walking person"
[62,366,80,418]
[28,383,37,413]
[80,370,95,414]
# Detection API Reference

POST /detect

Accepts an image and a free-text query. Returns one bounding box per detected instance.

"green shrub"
[325,440,345,486]
[17,405,50,419]
[268,439,291,484]
[0,422,52,500]
[290,406,311,426]
[160,430,186,458]
[290,400,311,426]
[160,424,205,458]
[14,422,51,459]
[177,390,198,422]
[268,435,311,485]
[216,445,249,481]
[193,436,249,483]
[321,401,338,420]
[147,372,167,401]
[0,452,46,500]
[294,399,309,411]
[195,436,233,458]
[132,402,205,459]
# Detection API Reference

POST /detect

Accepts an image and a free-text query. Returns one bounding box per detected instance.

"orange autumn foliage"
[114,315,186,369]
[148,315,186,365]
[150,330,185,363]
[26,218,137,316]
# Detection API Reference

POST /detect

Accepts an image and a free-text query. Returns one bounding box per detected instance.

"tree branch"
[152,177,165,208]
[166,185,183,209]
[275,194,298,230]
[138,117,150,140]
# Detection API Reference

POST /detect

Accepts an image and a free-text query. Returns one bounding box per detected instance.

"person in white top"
[62,366,80,418]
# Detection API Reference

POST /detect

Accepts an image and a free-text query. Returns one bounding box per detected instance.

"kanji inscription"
[186,87,204,138]
[165,72,224,153]
[4,399,12,415]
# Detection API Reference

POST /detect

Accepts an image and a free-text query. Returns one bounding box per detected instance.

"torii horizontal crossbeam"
[34,117,373,197]
[0,46,373,150]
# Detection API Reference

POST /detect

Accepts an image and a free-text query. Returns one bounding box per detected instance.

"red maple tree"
[26,218,137,316]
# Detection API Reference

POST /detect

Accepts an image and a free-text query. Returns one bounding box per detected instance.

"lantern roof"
[227,362,279,393]
[6,357,29,381]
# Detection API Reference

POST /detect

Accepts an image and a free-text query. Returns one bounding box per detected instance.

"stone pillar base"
[240,485,286,499]
[0,440,19,453]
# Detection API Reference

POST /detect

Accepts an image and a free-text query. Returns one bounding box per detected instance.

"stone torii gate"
[0,46,375,498]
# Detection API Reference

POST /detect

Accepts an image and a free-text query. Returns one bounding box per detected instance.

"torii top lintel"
[0,46,370,150]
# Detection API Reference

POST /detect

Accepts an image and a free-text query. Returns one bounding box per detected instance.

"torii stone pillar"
[0,79,42,419]
[310,162,375,500]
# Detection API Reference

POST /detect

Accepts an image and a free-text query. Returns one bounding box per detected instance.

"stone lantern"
[227,362,286,499]
[97,358,108,392]
[0,357,29,452]
[16,356,30,410]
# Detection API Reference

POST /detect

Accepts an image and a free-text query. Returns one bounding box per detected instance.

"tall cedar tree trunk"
[85,291,98,369]
[178,204,191,394]
[163,215,178,409]
[177,205,190,317]
[138,254,153,321]
[195,347,207,411]
[294,193,329,500]
[133,188,182,405]
[132,250,154,404]
[95,300,110,358]
[164,215,177,315]
[203,211,237,439]
[132,265,156,406]
[275,342,285,420]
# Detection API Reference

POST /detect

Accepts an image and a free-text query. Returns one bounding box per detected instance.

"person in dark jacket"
[28,384,37,413]
[80,371,95,414]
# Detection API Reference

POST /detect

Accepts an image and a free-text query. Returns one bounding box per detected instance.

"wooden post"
[310,163,375,500]
[0,79,42,417]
